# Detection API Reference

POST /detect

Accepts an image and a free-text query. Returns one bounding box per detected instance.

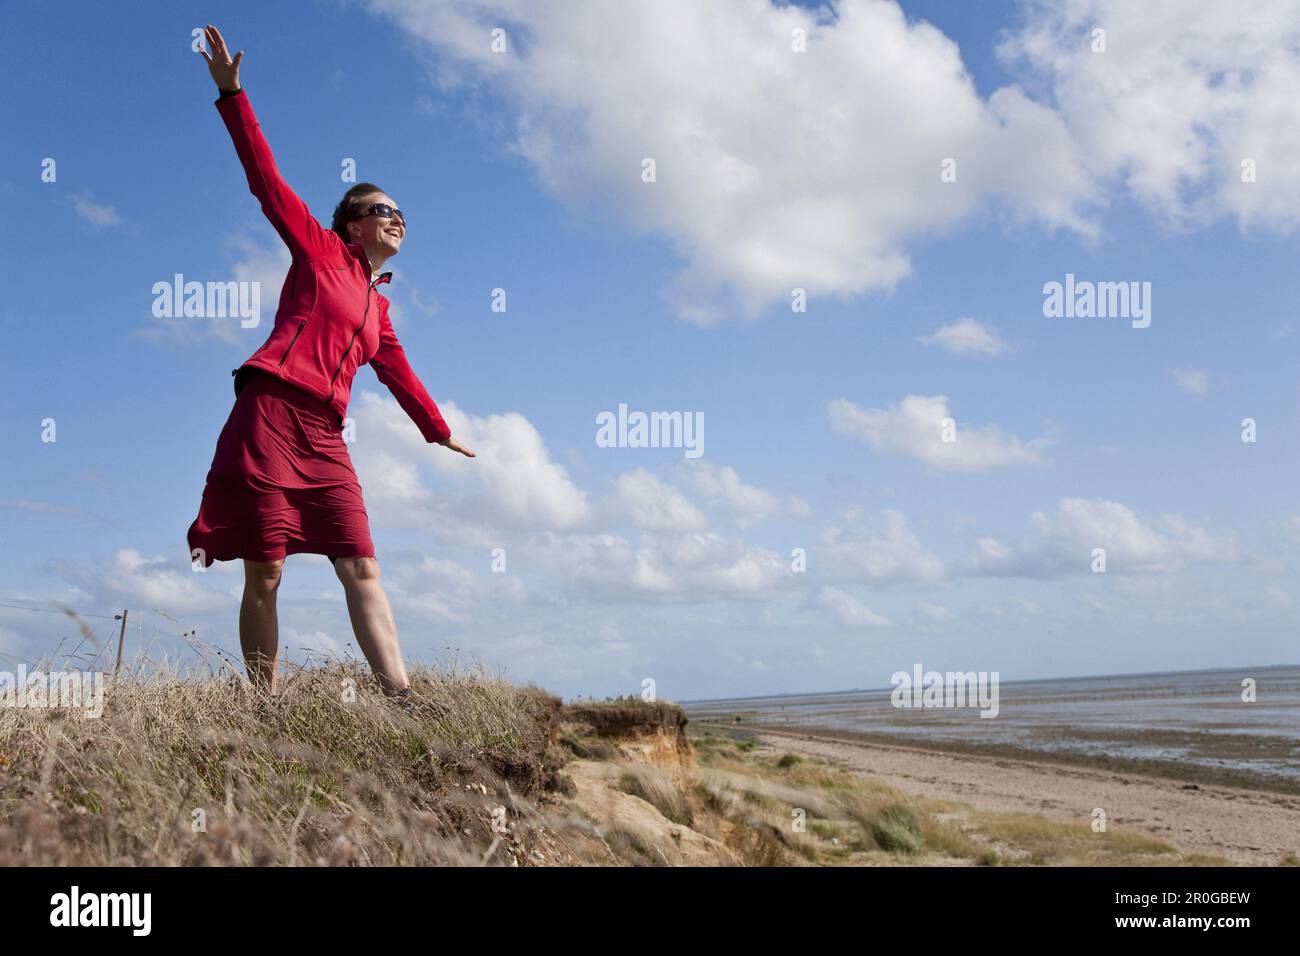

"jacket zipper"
[278,319,307,367]
[327,277,380,399]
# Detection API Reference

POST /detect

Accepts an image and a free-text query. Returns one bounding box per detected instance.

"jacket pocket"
[278,319,307,367]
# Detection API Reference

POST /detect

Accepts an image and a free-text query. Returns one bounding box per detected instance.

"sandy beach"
[742,724,1300,865]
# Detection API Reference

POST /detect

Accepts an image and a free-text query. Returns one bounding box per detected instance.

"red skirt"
[187,370,375,567]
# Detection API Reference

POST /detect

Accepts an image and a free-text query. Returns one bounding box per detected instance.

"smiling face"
[345,191,404,257]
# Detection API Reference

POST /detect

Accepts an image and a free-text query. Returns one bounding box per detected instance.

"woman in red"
[190,25,475,700]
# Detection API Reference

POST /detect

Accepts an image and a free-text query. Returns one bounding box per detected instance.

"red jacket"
[215,88,452,444]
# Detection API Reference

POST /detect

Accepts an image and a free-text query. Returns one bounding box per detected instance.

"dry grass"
[683,727,1233,866]
[968,811,1183,866]
[0,646,1247,868]
[562,697,687,739]
[614,762,694,826]
[0,649,574,866]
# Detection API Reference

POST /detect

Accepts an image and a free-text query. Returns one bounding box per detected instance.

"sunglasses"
[353,202,406,225]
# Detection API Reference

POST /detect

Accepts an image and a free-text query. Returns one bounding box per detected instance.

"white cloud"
[381,553,527,624]
[369,0,1300,330]
[918,317,1009,356]
[369,0,1098,323]
[350,394,797,603]
[817,585,891,627]
[358,448,431,507]
[914,600,955,625]
[139,236,288,346]
[976,537,1013,562]
[675,460,811,523]
[407,286,441,317]
[828,394,1050,472]
[971,498,1239,576]
[819,508,945,584]
[227,237,290,341]
[47,549,231,617]
[519,529,790,603]
[601,469,709,532]
[69,192,122,229]
[283,627,349,660]
[353,392,591,541]
[1035,500,1230,569]
[975,596,1042,618]
[1000,0,1300,233]
[1169,368,1211,395]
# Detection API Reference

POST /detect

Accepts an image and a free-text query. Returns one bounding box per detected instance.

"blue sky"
[2,0,1298,701]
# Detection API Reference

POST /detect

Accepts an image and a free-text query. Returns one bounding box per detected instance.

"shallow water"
[681,665,1300,781]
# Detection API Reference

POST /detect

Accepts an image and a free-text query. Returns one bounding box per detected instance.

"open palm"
[198,23,243,92]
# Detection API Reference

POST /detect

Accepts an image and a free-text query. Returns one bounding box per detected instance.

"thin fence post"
[114,608,129,678]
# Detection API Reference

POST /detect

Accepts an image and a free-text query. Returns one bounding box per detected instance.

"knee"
[244,559,284,597]
[334,556,380,585]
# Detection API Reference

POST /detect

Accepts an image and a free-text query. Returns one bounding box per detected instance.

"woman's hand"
[439,437,476,458]
[199,24,243,92]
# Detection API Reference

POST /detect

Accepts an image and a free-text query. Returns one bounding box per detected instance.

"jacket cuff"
[425,420,452,444]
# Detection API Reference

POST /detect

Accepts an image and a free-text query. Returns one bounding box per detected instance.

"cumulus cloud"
[918,317,1009,356]
[369,0,1098,323]
[353,392,591,542]
[381,552,527,624]
[819,508,946,584]
[227,238,290,339]
[601,469,709,532]
[518,529,790,603]
[357,447,431,508]
[828,395,1051,472]
[354,392,798,549]
[675,460,812,524]
[46,549,231,617]
[1000,0,1300,232]
[357,0,1300,326]
[283,627,350,660]
[970,498,1239,576]
[351,393,798,603]
[139,236,288,346]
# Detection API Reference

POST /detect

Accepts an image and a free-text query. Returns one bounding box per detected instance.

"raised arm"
[200,24,335,261]
[370,305,455,446]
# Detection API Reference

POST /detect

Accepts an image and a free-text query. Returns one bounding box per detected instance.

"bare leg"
[333,556,409,695]
[240,558,284,693]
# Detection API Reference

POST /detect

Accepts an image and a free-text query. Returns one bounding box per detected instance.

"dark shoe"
[251,691,285,722]
[389,686,450,721]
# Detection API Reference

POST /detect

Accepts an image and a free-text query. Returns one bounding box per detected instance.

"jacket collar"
[346,242,393,285]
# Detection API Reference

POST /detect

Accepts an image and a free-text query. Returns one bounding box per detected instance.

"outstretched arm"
[200,24,335,261]
[370,307,475,456]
